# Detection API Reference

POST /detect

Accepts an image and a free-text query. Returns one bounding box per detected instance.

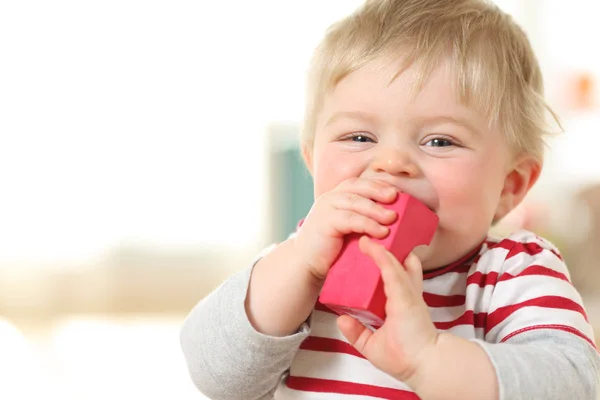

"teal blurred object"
[268,123,314,243]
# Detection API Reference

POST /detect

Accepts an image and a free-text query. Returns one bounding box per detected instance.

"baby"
[181,0,600,398]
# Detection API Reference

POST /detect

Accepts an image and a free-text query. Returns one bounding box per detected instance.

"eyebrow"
[416,115,482,137]
[324,111,377,127]
[324,111,483,136]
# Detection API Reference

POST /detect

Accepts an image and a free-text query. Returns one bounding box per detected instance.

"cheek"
[312,149,366,197]
[430,159,502,214]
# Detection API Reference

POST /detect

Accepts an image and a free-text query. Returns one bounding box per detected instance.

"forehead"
[319,56,488,130]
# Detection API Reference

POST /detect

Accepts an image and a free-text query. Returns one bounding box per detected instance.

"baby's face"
[307,56,516,269]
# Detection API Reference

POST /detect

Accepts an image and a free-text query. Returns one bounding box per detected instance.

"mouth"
[394,189,437,214]
[369,178,438,212]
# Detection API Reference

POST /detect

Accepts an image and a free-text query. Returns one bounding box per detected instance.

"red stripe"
[286,376,420,399]
[432,297,587,334]
[550,249,563,261]
[467,265,569,288]
[491,239,563,261]
[300,336,364,359]
[423,292,465,307]
[467,271,499,287]
[488,239,519,253]
[507,241,543,259]
[497,265,569,283]
[486,296,589,333]
[434,310,487,330]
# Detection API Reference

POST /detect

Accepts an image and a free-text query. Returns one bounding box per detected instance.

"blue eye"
[425,137,454,147]
[347,133,375,143]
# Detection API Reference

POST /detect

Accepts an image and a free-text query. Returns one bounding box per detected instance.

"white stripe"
[423,271,469,296]
[463,259,570,315]
[464,284,495,314]
[502,249,569,278]
[290,350,413,392]
[428,305,465,323]
[488,275,584,314]
[470,248,510,275]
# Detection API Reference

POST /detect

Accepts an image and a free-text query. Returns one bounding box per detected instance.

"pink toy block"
[318,193,439,328]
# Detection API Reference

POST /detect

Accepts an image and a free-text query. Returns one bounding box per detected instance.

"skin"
[245,55,540,399]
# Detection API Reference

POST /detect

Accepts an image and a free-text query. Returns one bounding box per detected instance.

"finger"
[330,192,397,225]
[404,252,424,293]
[337,315,374,357]
[358,236,416,309]
[334,177,397,204]
[330,210,390,239]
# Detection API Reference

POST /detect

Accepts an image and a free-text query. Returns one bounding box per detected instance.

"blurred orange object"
[573,72,595,110]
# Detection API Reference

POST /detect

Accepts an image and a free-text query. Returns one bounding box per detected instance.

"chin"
[413,244,437,270]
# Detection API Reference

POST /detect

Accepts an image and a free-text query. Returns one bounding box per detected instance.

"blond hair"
[302,0,559,162]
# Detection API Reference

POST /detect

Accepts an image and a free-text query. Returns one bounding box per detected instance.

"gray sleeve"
[473,329,600,400]
[179,263,311,400]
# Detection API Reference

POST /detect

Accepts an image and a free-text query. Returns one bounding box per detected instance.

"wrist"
[246,238,325,336]
[403,332,444,392]
[288,236,328,287]
[404,332,498,400]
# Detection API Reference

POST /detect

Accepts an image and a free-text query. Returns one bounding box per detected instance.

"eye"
[424,137,455,147]
[343,132,376,143]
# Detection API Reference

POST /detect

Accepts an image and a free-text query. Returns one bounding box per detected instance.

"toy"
[318,193,439,328]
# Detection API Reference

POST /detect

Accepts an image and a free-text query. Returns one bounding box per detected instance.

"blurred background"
[0,0,599,398]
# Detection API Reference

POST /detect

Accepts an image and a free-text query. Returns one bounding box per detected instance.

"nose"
[370,145,421,178]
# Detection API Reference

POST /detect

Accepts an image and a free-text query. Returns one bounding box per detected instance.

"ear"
[494,156,541,221]
[301,142,314,176]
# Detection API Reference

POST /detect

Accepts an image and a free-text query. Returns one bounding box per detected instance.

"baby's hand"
[337,236,439,385]
[292,178,397,282]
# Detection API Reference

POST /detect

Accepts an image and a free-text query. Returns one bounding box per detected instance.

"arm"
[477,329,599,400]
[409,232,600,400]
[406,329,599,400]
[180,257,311,400]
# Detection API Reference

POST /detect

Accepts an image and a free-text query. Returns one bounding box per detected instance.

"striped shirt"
[180,229,599,400]
[279,230,595,399]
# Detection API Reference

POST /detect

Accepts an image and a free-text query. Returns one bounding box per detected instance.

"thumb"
[404,252,424,292]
